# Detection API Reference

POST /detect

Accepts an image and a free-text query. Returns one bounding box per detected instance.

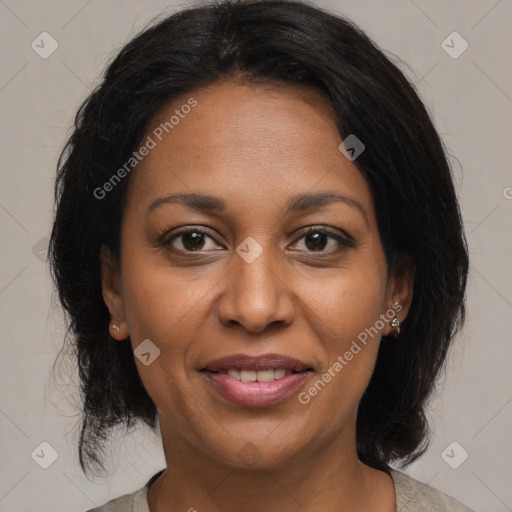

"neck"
[147,414,396,512]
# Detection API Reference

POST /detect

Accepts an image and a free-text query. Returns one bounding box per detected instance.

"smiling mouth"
[201,368,313,382]
[199,352,314,406]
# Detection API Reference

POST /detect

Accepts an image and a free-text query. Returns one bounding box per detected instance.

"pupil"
[305,232,327,251]
[183,232,204,250]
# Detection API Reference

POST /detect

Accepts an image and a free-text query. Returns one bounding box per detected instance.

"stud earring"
[390,317,401,339]
[110,323,120,334]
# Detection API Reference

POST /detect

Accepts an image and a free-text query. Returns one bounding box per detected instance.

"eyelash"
[159,226,354,255]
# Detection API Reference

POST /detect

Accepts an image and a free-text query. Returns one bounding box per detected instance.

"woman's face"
[102,80,411,469]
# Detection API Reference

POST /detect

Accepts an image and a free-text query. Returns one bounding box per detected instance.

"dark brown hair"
[49,0,469,476]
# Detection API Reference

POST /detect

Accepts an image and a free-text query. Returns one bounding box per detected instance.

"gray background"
[0,0,511,511]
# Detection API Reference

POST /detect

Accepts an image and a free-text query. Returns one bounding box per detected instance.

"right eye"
[161,228,225,253]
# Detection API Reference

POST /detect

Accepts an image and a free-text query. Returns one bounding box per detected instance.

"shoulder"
[390,469,476,512]
[85,468,163,512]
[85,486,149,512]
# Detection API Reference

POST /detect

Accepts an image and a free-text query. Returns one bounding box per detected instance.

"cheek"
[306,263,387,344]
[301,258,387,394]
[120,258,203,419]
[122,258,211,338]
[300,285,384,421]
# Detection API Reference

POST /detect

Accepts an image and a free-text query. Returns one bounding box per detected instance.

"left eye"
[290,228,351,252]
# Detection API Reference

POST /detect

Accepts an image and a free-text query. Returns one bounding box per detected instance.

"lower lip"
[201,371,312,407]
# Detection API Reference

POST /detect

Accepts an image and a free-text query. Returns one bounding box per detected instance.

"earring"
[390,317,401,339]
[110,322,120,335]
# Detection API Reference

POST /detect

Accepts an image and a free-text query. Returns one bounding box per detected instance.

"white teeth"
[256,370,275,382]
[240,370,257,382]
[273,368,286,380]
[222,368,291,382]
[227,368,241,380]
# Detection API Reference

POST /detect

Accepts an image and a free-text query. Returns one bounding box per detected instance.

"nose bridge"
[217,237,294,332]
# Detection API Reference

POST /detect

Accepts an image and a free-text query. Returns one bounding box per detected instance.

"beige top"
[86,468,476,511]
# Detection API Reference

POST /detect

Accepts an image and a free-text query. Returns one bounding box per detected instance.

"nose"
[216,243,295,333]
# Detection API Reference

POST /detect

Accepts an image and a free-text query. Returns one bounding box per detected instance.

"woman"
[49,0,474,510]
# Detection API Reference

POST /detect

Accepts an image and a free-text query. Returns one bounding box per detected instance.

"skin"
[101,80,413,512]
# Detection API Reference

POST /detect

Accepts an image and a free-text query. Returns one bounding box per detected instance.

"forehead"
[125,80,375,221]
[147,80,338,160]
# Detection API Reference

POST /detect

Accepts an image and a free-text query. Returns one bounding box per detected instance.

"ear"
[100,244,128,340]
[383,253,415,337]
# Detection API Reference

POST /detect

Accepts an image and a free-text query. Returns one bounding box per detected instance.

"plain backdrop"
[0,1,511,511]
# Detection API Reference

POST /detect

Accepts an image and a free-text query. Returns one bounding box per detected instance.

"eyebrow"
[147,191,369,224]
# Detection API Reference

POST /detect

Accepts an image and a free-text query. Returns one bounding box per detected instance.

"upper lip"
[201,353,313,372]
